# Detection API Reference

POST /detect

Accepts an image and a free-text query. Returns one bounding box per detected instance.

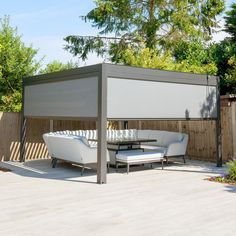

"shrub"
[0,91,22,112]
[227,160,236,180]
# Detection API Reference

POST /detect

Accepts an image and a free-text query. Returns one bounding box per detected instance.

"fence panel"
[0,110,233,162]
[129,108,233,162]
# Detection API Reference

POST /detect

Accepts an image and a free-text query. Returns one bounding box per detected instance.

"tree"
[210,2,236,94]
[39,60,78,74]
[173,39,214,66]
[122,47,217,75]
[0,91,22,112]
[223,56,236,94]
[65,0,224,62]
[224,2,236,44]
[0,16,40,111]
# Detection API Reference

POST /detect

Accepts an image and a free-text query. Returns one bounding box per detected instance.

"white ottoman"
[116,151,164,174]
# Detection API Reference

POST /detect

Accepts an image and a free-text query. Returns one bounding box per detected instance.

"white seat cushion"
[141,145,167,154]
[116,151,164,163]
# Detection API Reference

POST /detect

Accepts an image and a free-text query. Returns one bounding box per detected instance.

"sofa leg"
[166,157,169,166]
[127,163,129,174]
[161,159,164,170]
[116,162,118,172]
[183,155,186,164]
[52,158,57,168]
[107,163,110,173]
[81,165,85,176]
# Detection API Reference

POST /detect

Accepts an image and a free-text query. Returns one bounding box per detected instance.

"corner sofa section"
[137,130,188,164]
[43,133,110,175]
[43,129,188,166]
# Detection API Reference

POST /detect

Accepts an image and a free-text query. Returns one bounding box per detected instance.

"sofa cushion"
[121,129,137,139]
[141,145,167,154]
[70,130,86,137]
[116,151,164,163]
[159,131,183,147]
[147,130,164,146]
[137,130,150,139]
[146,130,183,147]
[68,135,90,147]
[107,129,137,140]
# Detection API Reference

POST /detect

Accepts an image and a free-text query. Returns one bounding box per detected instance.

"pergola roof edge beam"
[105,64,217,86]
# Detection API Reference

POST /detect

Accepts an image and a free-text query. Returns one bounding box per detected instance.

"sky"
[0,0,235,68]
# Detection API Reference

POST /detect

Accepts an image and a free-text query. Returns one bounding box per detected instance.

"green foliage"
[65,36,106,61]
[0,16,40,111]
[223,56,236,94]
[39,60,78,74]
[173,39,214,66]
[207,2,236,95]
[224,3,236,44]
[65,0,225,62]
[0,91,22,112]
[121,48,217,75]
[227,160,236,180]
[214,2,236,94]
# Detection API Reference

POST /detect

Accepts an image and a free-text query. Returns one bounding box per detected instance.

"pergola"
[20,63,221,184]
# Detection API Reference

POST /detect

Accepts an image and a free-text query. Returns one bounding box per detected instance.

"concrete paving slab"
[0,159,235,236]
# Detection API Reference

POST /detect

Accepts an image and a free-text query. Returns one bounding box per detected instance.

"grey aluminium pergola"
[20,63,221,184]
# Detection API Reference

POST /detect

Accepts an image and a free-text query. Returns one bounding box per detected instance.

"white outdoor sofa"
[43,133,110,175]
[137,130,189,165]
[45,129,188,166]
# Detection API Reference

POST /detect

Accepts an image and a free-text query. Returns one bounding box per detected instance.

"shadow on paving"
[224,184,236,193]
[0,159,98,184]
[155,158,228,175]
[0,159,157,184]
[0,158,228,185]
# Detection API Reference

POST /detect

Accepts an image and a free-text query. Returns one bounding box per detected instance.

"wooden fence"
[129,107,232,162]
[0,106,234,163]
[0,113,96,162]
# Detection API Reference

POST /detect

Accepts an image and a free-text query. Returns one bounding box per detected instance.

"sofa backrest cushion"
[47,135,84,162]
[153,131,184,147]
[107,129,137,139]
[53,129,138,140]
[137,130,184,147]
[137,130,150,139]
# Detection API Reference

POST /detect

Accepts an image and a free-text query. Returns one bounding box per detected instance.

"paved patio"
[0,159,235,236]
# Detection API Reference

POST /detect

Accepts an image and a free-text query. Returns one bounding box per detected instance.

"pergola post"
[97,64,107,184]
[124,121,128,129]
[49,120,54,132]
[20,115,26,162]
[20,85,26,162]
[216,76,222,167]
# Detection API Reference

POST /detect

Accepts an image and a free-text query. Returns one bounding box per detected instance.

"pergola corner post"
[20,84,26,162]
[20,115,26,162]
[216,76,222,167]
[97,64,108,184]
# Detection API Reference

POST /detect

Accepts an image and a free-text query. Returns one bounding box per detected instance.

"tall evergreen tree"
[224,2,236,44]
[65,0,225,62]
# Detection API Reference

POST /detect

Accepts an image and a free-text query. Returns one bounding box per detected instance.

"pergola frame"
[20,63,222,184]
